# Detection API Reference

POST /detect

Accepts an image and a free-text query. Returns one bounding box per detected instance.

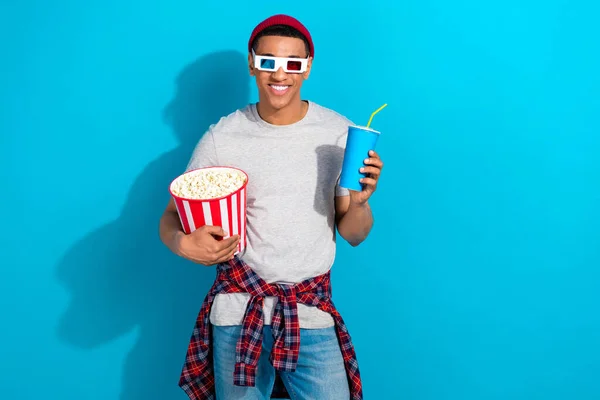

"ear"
[248,52,255,76]
[303,56,313,80]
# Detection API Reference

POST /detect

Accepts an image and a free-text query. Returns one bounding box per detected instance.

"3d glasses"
[252,49,309,73]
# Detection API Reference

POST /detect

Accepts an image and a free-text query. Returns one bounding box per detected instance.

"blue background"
[2,1,599,399]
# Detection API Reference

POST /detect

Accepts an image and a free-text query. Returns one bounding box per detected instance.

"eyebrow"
[259,53,305,58]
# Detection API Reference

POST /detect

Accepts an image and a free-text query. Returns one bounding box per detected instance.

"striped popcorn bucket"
[169,166,249,255]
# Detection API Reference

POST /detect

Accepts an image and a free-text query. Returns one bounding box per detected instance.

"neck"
[256,98,308,126]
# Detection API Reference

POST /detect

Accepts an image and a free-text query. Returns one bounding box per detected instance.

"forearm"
[159,209,185,256]
[337,201,374,247]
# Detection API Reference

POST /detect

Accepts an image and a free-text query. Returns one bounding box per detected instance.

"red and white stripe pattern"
[173,187,247,255]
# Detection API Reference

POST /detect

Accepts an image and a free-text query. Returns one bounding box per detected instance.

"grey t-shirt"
[185,101,352,328]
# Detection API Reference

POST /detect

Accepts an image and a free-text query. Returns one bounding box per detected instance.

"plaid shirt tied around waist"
[178,256,363,400]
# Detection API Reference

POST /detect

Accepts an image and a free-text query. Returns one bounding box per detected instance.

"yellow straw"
[366,103,388,128]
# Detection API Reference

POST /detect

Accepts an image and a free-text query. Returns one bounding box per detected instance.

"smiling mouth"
[269,84,290,94]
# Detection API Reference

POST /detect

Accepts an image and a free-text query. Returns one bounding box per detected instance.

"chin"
[259,87,297,110]
[269,99,291,110]
[262,96,290,111]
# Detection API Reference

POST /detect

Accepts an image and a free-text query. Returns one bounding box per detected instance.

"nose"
[272,66,287,81]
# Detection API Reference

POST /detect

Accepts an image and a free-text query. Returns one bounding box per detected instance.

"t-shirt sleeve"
[336,174,349,196]
[335,119,351,197]
[185,127,219,172]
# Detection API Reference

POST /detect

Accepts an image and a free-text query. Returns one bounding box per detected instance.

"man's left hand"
[349,150,384,206]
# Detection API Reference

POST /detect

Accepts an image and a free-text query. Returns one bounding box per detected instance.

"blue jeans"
[212,324,350,399]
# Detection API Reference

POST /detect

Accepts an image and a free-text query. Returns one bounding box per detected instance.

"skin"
[335,149,384,247]
[248,35,313,125]
[158,34,384,265]
[248,35,384,246]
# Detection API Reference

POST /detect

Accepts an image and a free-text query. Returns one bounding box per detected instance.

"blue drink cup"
[339,125,381,191]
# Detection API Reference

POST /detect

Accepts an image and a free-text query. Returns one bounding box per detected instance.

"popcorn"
[170,167,247,200]
[169,166,249,255]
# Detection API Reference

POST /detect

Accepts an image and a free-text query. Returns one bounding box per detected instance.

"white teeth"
[270,85,289,91]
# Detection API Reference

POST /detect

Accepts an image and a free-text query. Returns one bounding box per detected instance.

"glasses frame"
[251,49,309,74]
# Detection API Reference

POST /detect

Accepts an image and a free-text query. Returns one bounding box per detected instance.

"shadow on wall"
[55,50,250,400]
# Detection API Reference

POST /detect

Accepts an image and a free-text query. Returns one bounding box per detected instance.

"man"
[159,14,384,400]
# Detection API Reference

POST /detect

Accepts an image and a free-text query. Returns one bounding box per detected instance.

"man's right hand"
[176,225,240,266]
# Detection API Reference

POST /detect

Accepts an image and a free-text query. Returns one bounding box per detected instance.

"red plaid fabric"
[178,256,363,400]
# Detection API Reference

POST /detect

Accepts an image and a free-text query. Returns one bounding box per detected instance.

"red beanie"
[248,14,314,58]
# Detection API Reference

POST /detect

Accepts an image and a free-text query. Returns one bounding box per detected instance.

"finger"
[203,225,227,237]
[359,166,381,178]
[226,247,237,261]
[214,246,238,263]
[368,150,381,159]
[213,249,235,264]
[214,246,237,263]
[226,235,241,252]
[364,156,383,169]
[214,234,240,254]
[359,177,378,188]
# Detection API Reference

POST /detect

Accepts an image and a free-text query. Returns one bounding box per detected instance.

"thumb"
[202,225,227,237]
